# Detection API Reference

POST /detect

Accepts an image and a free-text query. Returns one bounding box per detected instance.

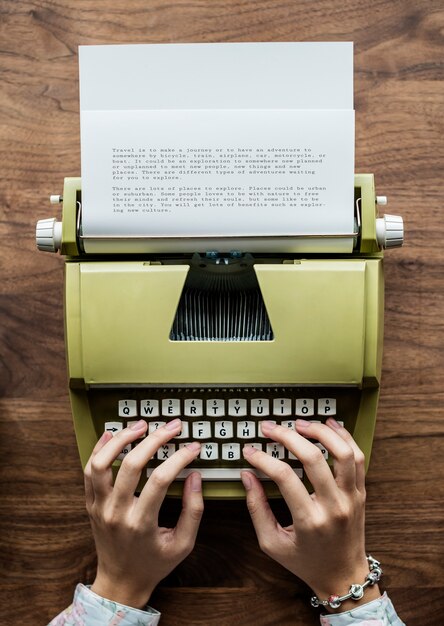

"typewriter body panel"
[53,173,394,499]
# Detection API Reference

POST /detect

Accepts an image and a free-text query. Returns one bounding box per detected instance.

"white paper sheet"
[79,43,355,253]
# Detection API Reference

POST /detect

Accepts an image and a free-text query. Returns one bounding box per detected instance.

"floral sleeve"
[48,583,161,626]
[319,592,405,625]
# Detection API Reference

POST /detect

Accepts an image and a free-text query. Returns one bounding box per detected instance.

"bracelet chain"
[310,555,383,610]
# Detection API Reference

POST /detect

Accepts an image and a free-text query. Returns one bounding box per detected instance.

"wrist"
[310,555,382,614]
[318,584,381,613]
[91,575,154,610]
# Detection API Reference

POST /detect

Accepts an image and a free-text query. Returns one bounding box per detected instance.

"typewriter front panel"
[70,259,370,386]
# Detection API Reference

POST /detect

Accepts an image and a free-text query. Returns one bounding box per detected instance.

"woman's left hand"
[85,419,203,609]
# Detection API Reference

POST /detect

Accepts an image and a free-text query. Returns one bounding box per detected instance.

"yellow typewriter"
[36,174,403,498]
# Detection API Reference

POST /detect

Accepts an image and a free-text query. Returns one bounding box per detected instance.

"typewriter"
[36,173,403,498]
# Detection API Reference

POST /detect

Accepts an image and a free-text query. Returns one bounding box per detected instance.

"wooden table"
[1,1,443,624]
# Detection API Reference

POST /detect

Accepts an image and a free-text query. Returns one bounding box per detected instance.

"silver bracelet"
[310,555,383,610]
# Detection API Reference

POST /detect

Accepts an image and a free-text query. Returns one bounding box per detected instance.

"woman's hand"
[84,419,203,609]
[241,418,380,612]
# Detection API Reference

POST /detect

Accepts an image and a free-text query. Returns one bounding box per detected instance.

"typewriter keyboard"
[89,387,361,482]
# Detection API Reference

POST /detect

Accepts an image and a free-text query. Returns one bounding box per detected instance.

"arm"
[48,419,203,625]
[241,418,405,625]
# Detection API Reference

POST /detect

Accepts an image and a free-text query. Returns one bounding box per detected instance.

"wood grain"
[1,1,443,624]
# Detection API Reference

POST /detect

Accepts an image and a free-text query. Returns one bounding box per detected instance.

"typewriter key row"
[105,419,344,441]
[111,441,320,464]
[117,397,336,418]
[153,441,328,461]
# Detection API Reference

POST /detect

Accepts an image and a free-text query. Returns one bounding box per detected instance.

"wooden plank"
[0,1,443,623]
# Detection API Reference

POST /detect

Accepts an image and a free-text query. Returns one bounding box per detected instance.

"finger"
[242,444,314,522]
[295,419,357,493]
[173,472,204,558]
[261,420,337,500]
[136,441,202,520]
[326,418,366,492]
[113,419,184,501]
[90,419,148,501]
[241,471,282,553]
[84,430,113,508]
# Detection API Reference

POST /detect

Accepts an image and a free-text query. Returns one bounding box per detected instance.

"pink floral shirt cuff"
[320,592,405,625]
[48,583,161,626]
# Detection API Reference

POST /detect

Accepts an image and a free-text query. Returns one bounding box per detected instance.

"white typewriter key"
[157,444,176,460]
[250,398,270,417]
[266,443,285,459]
[281,420,296,430]
[206,399,225,416]
[222,443,241,460]
[258,420,276,438]
[273,398,292,416]
[295,398,314,417]
[140,399,159,418]
[166,467,305,481]
[117,443,132,461]
[315,443,329,459]
[214,421,233,438]
[192,421,211,439]
[148,421,166,434]
[105,422,123,436]
[288,450,298,460]
[127,421,146,436]
[118,400,137,418]
[184,398,203,417]
[144,466,248,481]
[157,468,241,481]
[200,442,218,460]
[237,420,256,439]
[318,398,336,416]
[162,398,181,417]
[228,398,247,417]
[174,421,189,439]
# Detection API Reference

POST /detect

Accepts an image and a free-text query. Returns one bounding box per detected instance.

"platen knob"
[36,217,62,253]
[375,214,404,249]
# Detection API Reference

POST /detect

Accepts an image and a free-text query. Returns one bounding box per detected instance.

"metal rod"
[79,231,359,240]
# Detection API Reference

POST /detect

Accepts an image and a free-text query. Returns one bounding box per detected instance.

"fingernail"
[261,420,277,430]
[129,419,146,431]
[243,445,258,457]
[186,441,201,452]
[327,417,341,429]
[241,471,253,490]
[165,418,181,430]
[296,418,311,428]
[190,472,202,492]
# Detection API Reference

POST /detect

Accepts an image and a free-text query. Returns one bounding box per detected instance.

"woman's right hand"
[241,418,381,613]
